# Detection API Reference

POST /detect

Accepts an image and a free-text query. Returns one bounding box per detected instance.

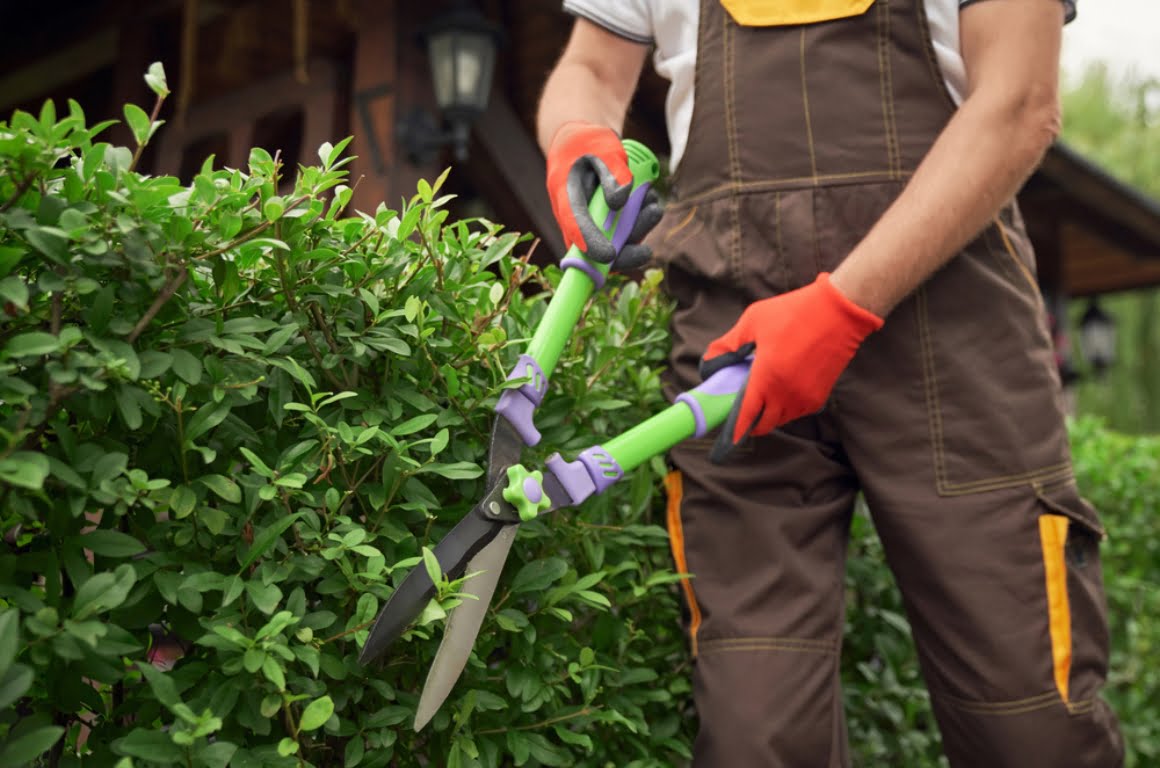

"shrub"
[0,72,688,767]
[2,71,1156,768]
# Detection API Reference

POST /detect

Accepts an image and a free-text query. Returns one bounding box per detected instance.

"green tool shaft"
[604,389,738,473]
[525,140,660,377]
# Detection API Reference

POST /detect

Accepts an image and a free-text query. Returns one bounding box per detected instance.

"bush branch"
[128,266,188,343]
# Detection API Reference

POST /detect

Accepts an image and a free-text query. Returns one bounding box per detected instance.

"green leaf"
[199,507,228,535]
[277,738,299,756]
[73,564,136,619]
[511,558,568,594]
[170,485,197,518]
[195,741,237,768]
[391,414,438,436]
[261,654,285,689]
[185,401,231,442]
[0,726,65,765]
[239,447,274,477]
[418,461,484,480]
[199,474,241,503]
[114,729,182,762]
[221,316,279,335]
[137,662,183,712]
[0,452,50,490]
[79,530,146,558]
[0,611,18,678]
[299,695,334,732]
[264,197,285,222]
[145,61,170,96]
[422,547,442,587]
[0,276,29,309]
[123,103,151,145]
[171,348,203,384]
[221,575,245,607]
[4,331,59,357]
[239,513,301,570]
[429,428,449,456]
[246,582,282,615]
[0,664,34,710]
[255,611,298,641]
[345,736,366,768]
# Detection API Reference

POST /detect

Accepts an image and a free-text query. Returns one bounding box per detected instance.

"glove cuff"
[817,272,884,336]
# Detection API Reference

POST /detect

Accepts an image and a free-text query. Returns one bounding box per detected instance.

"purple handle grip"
[606,182,652,254]
[676,362,751,438]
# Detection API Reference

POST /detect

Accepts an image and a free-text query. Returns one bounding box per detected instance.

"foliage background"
[1061,64,1160,433]
[0,65,1157,768]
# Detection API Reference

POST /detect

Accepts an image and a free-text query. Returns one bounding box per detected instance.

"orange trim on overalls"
[665,470,702,656]
[1039,514,1072,702]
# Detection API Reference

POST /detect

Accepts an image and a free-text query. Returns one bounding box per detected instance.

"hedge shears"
[357,140,751,731]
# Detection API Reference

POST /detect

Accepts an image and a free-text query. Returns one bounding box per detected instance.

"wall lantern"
[1078,299,1117,375]
[398,2,503,166]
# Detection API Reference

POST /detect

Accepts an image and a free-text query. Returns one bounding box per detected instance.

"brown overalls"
[650,1,1125,765]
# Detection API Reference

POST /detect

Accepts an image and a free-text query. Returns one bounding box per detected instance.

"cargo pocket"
[720,0,875,27]
[1034,479,1110,710]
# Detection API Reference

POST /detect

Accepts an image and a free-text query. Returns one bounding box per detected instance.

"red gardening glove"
[700,273,883,455]
[545,121,660,269]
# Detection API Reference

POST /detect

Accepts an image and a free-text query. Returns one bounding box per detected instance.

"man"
[536,0,1124,766]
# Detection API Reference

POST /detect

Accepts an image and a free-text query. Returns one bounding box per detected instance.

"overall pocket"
[720,0,875,27]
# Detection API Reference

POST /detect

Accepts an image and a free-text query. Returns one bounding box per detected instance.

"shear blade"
[358,489,510,665]
[413,524,519,731]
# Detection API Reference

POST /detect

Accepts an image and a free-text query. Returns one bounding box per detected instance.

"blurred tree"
[1061,64,1160,434]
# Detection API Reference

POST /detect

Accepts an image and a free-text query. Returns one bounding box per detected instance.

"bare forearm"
[536,19,648,154]
[537,62,629,152]
[830,90,1058,316]
[830,0,1064,317]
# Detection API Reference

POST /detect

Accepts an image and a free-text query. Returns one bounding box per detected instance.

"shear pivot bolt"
[502,465,552,522]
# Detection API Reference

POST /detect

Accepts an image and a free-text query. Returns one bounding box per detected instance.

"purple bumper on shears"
[495,354,548,446]
[545,446,624,506]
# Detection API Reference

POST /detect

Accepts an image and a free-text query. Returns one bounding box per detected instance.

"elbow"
[1006,82,1062,162]
[971,80,1062,165]
[1023,89,1062,157]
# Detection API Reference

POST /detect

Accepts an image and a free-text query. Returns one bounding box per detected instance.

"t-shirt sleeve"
[563,0,654,44]
[959,0,1076,24]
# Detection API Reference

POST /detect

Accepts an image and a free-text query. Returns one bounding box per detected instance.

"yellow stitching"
[723,14,744,289]
[671,171,912,207]
[935,689,1063,715]
[701,644,837,656]
[877,0,901,177]
[994,214,1040,296]
[921,277,1075,495]
[700,636,837,651]
[916,287,948,488]
[939,464,1073,495]
[663,207,699,242]
[800,29,819,182]
[775,191,790,290]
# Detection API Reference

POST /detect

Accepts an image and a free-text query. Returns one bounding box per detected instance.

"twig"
[195,195,311,261]
[475,707,595,736]
[128,267,188,343]
[129,92,168,173]
[0,173,35,213]
[321,619,374,645]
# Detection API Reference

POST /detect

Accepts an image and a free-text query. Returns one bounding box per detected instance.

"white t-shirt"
[564,0,1075,168]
